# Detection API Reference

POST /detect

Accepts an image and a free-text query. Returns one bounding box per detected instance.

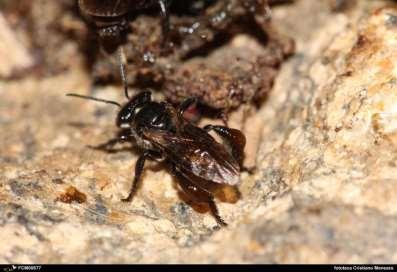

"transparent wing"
[143,124,241,186]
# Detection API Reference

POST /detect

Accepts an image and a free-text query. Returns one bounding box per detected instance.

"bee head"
[116,91,152,128]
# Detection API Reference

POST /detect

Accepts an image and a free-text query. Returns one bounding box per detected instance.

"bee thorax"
[130,129,154,150]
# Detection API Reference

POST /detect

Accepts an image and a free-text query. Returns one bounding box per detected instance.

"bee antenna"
[118,46,130,99]
[66,93,121,108]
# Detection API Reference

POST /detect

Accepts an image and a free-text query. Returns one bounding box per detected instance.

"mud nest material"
[90,0,295,112]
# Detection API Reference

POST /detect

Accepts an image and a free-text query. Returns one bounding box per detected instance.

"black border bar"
[0,264,396,272]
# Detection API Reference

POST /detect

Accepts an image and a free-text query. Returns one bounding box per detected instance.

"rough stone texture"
[0,14,34,78]
[0,0,88,77]
[1,0,397,264]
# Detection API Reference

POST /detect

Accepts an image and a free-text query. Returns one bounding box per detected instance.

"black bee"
[67,90,246,226]
[78,0,171,53]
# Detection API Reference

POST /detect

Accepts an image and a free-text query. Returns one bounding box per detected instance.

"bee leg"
[208,200,227,227]
[178,97,199,117]
[177,97,201,124]
[204,125,246,167]
[121,151,151,202]
[88,138,121,151]
[219,111,229,127]
[172,168,227,227]
[158,0,171,46]
[88,129,131,151]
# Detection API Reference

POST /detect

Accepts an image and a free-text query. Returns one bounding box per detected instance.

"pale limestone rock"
[1,0,397,264]
[0,13,33,78]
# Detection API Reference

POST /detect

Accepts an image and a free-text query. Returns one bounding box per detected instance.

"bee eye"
[116,107,133,127]
[116,92,151,127]
[152,114,161,124]
[121,112,132,121]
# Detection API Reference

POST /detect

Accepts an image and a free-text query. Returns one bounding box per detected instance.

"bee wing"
[143,124,241,186]
[79,0,130,17]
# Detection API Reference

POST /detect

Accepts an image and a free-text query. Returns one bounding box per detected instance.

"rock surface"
[0,14,33,78]
[1,0,397,264]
